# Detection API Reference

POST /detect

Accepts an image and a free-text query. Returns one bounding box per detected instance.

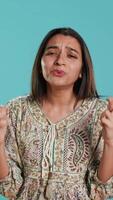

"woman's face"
[41,34,82,89]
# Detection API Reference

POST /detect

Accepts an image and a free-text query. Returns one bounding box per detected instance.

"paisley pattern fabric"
[0,96,113,200]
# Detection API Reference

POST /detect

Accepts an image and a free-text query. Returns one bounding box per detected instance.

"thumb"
[107,97,113,112]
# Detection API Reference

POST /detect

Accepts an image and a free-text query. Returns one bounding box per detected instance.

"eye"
[67,54,77,59]
[45,51,57,56]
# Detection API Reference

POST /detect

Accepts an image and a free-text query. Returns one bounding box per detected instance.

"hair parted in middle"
[31,27,99,102]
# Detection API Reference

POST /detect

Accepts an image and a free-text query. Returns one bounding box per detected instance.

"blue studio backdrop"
[0,0,113,200]
[0,0,113,104]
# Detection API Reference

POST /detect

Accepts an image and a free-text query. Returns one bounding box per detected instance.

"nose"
[54,52,65,66]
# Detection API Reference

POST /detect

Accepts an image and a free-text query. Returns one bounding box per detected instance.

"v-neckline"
[37,99,85,125]
[27,96,97,126]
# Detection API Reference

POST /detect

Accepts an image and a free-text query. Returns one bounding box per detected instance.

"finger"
[104,110,113,119]
[108,97,113,112]
[0,106,7,112]
[0,105,8,110]
[101,116,113,128]
[0,107,8,118]
[0,119,8,129]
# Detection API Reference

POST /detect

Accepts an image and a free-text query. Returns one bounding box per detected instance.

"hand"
[0,106,8,146]
[101,97,113,146]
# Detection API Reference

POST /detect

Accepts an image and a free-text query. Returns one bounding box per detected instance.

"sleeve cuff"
[94,170,113,185]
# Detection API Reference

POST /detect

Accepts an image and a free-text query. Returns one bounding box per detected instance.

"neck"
[44,86,77,107]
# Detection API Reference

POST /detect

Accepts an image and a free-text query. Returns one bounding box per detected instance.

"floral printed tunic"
[0,96,113,200]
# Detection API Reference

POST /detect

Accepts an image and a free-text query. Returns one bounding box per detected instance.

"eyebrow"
[45,45,80,54]
[66,46,80,54]
[45,46,58,51]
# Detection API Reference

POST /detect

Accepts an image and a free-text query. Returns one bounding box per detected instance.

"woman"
[0,27,113,200]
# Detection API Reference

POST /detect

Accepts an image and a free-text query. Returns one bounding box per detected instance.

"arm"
[98,142,113,183]
[0,107,9,179]
[0,144,9,179]
[0,101,23,199]
[87,99,113,200]
[98,98,113,182]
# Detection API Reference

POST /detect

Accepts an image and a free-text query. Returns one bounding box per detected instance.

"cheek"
[41,59,51,80]
[41,59,48,75]
[70,63,82,76]
[41,59,46,71]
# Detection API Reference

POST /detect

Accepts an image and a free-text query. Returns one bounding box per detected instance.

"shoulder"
[87,98,108,123]
[85,97,108,113]
[6,95,31,112]
[82,97,107,116]
[94,98,108,113]
[7,95,41,118]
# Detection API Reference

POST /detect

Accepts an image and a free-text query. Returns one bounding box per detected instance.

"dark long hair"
[31,27,99,102]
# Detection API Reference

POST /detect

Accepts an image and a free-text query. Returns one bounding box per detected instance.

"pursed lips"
[51,69,65,77]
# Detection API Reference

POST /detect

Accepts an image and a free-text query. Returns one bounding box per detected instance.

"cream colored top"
[0,96,113,200]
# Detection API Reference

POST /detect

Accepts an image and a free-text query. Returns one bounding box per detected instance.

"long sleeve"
[0,100,23,200]
[86,100,113,200]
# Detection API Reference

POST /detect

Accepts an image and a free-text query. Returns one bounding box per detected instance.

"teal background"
[0,1,113,199]
[0,0,113,104]
[0,195,7,200]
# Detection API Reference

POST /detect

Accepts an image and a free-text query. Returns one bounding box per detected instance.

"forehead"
[46,34,81,51]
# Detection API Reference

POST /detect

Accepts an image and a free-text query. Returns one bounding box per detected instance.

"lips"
[51,69,65,77]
